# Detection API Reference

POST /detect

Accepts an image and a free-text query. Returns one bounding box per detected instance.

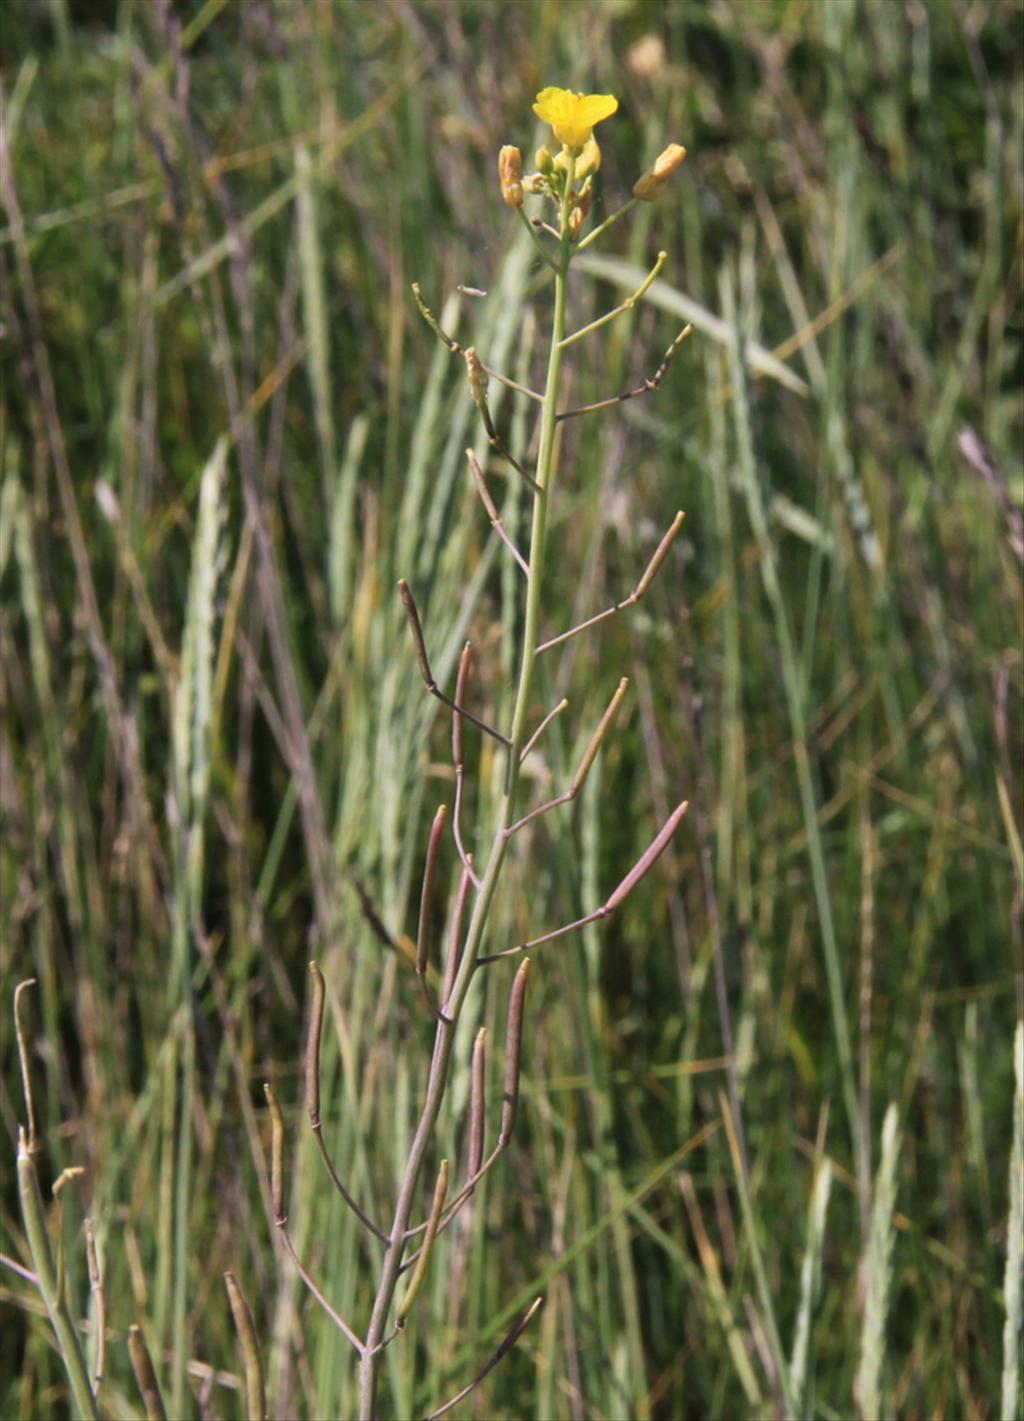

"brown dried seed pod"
[500,960,531,1147]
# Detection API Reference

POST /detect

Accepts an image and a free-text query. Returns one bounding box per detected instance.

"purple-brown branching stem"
[83,1220,105,1395]
[557,324,693,422]
[479,800,690,964]
[519,696,570,764]
[422,1296,546,1421]
[559,250,668,349]
[264,1083,365,1355]
[396,1159,449,1327]
[466,450,529,576]
[398,579,512,748]
[452,643,482,889]
[506,679,629,837]
[465,348,542,494]
[575,196,638,252]
[537,512,686,656]
[128,1325,167,1421]
[411,283,544,402]
[224,1272,267,1421]
[305,963,390,1242]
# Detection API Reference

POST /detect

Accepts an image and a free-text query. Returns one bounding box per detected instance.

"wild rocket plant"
[13,86,692,1421]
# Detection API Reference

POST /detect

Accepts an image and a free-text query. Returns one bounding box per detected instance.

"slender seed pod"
[417,805,449,979]
[571,677,629,794]
[453,642,472,767]
[263,1083,286,1224]
[128,1326,167,1421]
[397,1159,449,1323]
[633,511,685,600]
[224,1272,267,1421]
[605,800,689,912]
[398,579,434,687]
[468,1028,487,1182]
[305,961,326,1128]
[500,960,531,1146]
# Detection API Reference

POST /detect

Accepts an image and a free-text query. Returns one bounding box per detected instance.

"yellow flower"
[532,87,618,149]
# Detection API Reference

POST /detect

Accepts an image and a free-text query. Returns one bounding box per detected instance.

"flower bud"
[499,145,524,207]
[632,143,687,201]
[534,145,554,174]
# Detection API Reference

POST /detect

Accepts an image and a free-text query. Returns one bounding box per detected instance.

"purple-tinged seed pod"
[500,960,531,1146]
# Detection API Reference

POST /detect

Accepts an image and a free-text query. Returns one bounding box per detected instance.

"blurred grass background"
[2,0,1022,1418]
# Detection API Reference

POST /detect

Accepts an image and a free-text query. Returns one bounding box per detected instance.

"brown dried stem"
[556,324,693,422]
[398,580,511,747]
[422,1297,545,1420]
[411,282,544,403]
[537,512,686,656]
[264,1083,365,1354]
[466,450,529,575]
[305,963,389,1242]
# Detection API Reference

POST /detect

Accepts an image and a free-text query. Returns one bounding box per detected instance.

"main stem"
[358,164,576,1421]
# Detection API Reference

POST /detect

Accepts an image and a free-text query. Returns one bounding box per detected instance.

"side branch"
[506,679,629,836]
[537,511,686,656]
[264,1084,365,1355]
[422,1297,545,1421]
[556,325,693,422]
[466,451,529,575]
[410,283,543,402]
[560,250,668,349]
[398,580,512,747]
[451,644,482,888]
[479,800,690,964]
[306,963,391,1241]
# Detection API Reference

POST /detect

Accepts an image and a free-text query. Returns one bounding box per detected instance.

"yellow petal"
[533,87,619,149]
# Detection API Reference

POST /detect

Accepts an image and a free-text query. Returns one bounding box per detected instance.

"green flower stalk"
[267,86,692,1421]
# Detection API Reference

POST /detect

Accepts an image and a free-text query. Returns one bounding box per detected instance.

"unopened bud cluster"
[499,93,686,243]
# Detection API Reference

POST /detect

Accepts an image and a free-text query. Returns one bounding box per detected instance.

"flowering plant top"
[532,87,618,149]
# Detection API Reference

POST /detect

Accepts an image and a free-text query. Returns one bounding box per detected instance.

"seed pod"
[468,1027,487,1182]
[500,960,531,1147]
[397,1159,449,1323]
[416,805,449,979]
[264,1083,286,1224]
[305,962,325,1128]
